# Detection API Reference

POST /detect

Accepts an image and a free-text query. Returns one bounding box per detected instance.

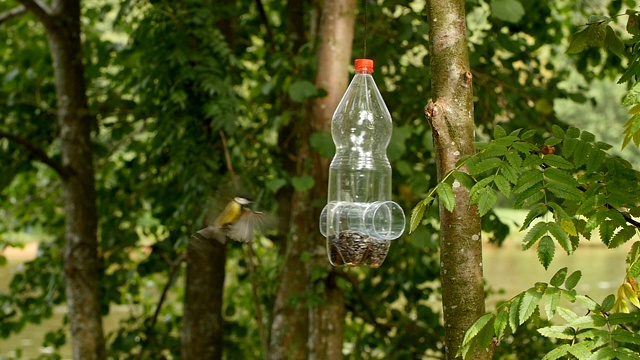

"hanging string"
[363,0,368,59]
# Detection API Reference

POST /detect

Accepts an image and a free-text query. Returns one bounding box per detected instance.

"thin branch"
[0,130,67,177]
[0,5,27,25]
[245,242,269,360]
[335,271,391,334]
[220,129,240,192]
[136,253,186,360]
[254,0,273,45]
[16,0,53,27]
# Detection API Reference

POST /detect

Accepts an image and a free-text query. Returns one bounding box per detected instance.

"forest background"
[1,0,640,359]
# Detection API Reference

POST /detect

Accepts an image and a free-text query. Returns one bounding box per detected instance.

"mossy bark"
[425,1,491,359]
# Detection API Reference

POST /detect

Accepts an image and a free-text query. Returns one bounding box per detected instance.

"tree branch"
[136,253,186,360]
[0,130,67,177]
[16,0,53,27]
[0,5,27,25]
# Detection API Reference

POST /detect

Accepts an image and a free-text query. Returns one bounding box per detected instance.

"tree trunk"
[17,0,106,358]
[425,2,489,359]
[307,0,356,358]
[182,237,226,359]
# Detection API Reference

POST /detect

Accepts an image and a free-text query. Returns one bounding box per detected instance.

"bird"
[194,196,266,244]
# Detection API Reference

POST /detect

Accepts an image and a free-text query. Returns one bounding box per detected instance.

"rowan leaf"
[542,154,574,169]
[523,222,548,250]
[543,287,561,319]
[461,313,493,346]
[538,326,575,340]
[493,174,511,197]
[541,344,571,360]
[494,308,509,340]
[437,182,456,212]
[514,170,544,194]
[565,270,582,290]
[610,226,637,249]
[519,284,546,324]
[547,222,572,254]
[537,235,555,269]
[520,203,548,231]
[477,188,498,216]
[410,197,432,233]
[550,267,568,287]
[509,295,522,333]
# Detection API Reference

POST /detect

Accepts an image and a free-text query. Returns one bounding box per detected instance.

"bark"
[17,0,106,359]
[425,1,490,359]
[307,0,356,359]
[182,236,226,359]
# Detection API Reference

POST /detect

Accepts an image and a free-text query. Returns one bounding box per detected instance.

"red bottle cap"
[355,58,374,73]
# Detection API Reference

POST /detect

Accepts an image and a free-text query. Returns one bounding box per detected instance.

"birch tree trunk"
[308,0,356,358]
[425,1,489,359]
[17,0,106,359]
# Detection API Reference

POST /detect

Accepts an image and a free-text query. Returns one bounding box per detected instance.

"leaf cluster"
[459,267,640,360]
[412,124,640,269]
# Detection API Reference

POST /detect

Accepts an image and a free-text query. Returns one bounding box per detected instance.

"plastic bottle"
[319,58,405,267]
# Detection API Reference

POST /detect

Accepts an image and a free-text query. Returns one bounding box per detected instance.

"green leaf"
[609,312,640,325]
[543,287,561,319]
[477,189,498,216]
[494,308,509,340]
[541,344,571,360]
[550,267,568,287]
[509,295,522,333]
[493,124,506,139]
[622,82,640,107]
[538,326,575,340]
[514,183,545,209]
[588,347,616,360]
[547,222,572,254]
[522,222,548,250]
[627,10,640,34]
[551,125,565,139]
[490,0,525,23]
[567,27,590,54]
[452,170,476,189]
[610,226,636,249]
[461,313,493,346]
[309,131,335,159]
[612,328,640,346]
[437,182,456,212]
[289,80,318,102]
[410,197,432,233]
[565,270,582,290]
[537,236,555,269]
[493,174,511,197]
[542,154,574,169]
[291,175,315,191]
[470,176,495,199]
[575,296,599,312]
[520,203,548,231]
[514,170,543,194]
[468,157,502,174]
[567,342,593,360]
[388,126,412,161]
[601,294,615,313]
[519,284,546,324]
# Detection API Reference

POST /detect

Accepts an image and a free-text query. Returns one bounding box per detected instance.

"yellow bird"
[195,196,265,243]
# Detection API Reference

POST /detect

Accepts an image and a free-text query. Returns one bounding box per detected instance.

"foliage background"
[0,0,639,358]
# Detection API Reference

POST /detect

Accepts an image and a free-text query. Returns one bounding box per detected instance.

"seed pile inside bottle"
[329,230,390,267]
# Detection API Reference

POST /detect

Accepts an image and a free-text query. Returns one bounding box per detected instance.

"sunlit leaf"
[490,0,525,23]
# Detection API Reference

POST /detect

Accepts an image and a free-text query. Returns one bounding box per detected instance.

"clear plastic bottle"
[319,59,405,267]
